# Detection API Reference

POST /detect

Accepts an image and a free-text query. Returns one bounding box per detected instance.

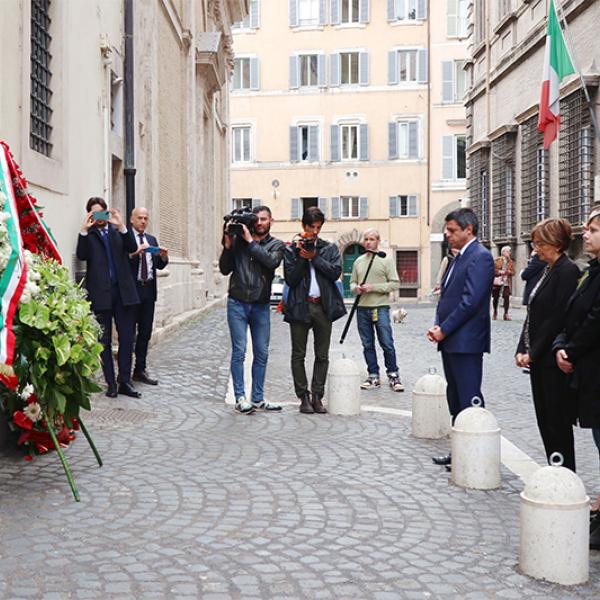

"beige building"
[0,0,247,328]
[465,0,600,293]
[230,0,469,299]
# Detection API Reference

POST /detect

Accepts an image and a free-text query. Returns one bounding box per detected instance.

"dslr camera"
[223,207,258,237]
[295,232,317,253]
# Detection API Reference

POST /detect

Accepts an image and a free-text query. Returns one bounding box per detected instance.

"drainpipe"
[426,0,431,228]
[124,0,135,220]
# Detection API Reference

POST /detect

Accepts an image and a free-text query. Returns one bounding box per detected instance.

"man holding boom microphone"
[350,229,404,392]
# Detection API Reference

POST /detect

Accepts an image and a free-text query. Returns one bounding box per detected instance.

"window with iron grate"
[559,89,595,226]
[396,250,418,297]
[30,0,53,157]
[520,115,549,237]
[468,148,490,243]
[492,134,516,242]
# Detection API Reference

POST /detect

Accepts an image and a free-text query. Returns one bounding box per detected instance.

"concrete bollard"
[327,358,361,416]
[451,399,501,490]
[411,367,450,439]
[519,453,589,585]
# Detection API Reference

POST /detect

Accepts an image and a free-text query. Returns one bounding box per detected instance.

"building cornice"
[488,124,517,142]
[466,140,490,156]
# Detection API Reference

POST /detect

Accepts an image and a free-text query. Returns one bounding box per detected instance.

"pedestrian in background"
[432,247,459,298]
[219,205,285,414]
[76,197,140,398]
[129,207,169,386]
[553,207,600,549]
[284,207,346,414]
[515,218,580,471]
[427,208,495,469]
[492,245,515,320]
[351,228,403,392]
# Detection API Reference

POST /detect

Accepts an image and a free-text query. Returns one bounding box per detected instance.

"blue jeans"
[356,307,399,377]
[226,298,271,403]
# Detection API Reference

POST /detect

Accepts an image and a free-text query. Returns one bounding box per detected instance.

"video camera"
[294,232,317,253]
[223,207,258,237]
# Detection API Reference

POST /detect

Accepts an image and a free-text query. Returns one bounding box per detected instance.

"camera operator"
[284,206,346,414]
[219,205,285,414]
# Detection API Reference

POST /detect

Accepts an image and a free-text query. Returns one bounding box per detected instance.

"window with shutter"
[359,52,369,86]
[232,198,253,210]
[232,58,251,90]
[250,58,260,90]
[299,54,319,87]
[359,197,368,218]
[389,196,399,217]
[340,196,360,218]
[340,52,360,85]
[330,53,341,87]
[330,125,340,161]
[290,126,299,162]
[289,56,299,89]
[318,197,328,218]
[302,197,319,212]
[331,0,341,24]
[442,61,454,103]
[341,0,360,23]
[232,126,251,163]
[396,195,418,216]
[291,198,301,219]
[341,124,359,160]
[359,124,368,161]
[331,196,341,219]
[298,0,320,26]
[397,50,418,82]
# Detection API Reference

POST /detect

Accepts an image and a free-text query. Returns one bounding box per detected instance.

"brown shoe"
[492,312,497,320]
[312,392,327,414]
[503,314,511,321]
[299,392,314,414]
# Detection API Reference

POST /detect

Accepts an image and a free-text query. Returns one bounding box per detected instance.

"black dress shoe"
[133,370,158,385]
[118,382,142,398]
[106,384,118,398]
[432,453,452,466]
[311,392,327,414]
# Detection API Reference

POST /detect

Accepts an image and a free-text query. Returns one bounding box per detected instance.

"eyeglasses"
[531,241,549,248]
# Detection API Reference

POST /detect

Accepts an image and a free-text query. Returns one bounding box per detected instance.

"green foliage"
[10,255,103,423]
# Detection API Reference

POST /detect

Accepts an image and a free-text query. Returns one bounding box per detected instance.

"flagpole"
[553,0,600,143]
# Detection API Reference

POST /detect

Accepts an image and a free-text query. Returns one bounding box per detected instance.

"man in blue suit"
[129,207,169,386]
[427,208,494,467]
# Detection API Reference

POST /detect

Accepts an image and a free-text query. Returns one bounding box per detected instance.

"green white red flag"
[0,146,27,365]
[538,0,575,149]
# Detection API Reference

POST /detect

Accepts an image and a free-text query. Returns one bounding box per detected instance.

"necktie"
[100,228,117,283]
[139,233,148,282]
[443,253,460,288]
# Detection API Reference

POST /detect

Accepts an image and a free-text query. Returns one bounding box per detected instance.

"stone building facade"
[0,0,247,329]
[230,0,469,299]
[465,0,600,292]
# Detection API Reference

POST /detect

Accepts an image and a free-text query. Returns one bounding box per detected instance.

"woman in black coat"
[516,218,580,471]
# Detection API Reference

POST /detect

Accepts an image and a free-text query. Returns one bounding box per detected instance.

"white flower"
[19,290,31,305]
[0,212,9,223]
[20,383,34,400]
[23,402,42,422]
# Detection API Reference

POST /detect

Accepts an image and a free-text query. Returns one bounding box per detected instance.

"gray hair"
[501,245,511,254]
[362,228,380,240]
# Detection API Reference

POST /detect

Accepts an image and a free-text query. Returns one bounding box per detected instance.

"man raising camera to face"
[284,206,346,414]
[219,206,285,414]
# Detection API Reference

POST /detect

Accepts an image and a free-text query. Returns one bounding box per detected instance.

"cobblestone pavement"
[1,302,600,599]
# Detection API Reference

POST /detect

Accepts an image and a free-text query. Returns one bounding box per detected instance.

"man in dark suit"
[76,197,141,398]
[427,208,495,467]
[129,207,169,385]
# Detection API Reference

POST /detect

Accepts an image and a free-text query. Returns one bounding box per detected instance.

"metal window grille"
[559,89,595,226]
[396,250,418,297]
[520,115,549,236]
[491,134,516,242]
[468,148,490,243]
[30,0,53,157]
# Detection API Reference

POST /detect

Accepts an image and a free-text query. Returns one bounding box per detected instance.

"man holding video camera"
[128,207,169,386]
[284,206,346,414]
[76,197,140,398]
[219,205,285,414]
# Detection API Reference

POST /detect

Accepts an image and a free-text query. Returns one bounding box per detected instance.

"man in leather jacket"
[284,206,346,414]
[219,205,285,414]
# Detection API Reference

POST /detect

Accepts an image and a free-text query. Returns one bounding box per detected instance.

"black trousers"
[529,364,576,471]
[95,284,136,386]
[133,283,156,373]
[289,302,332,397]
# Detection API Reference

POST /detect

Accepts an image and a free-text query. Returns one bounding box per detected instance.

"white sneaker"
[235,396,255,414]
[388,376,404,392]
[360,376,381,390]
[252,400,282,412]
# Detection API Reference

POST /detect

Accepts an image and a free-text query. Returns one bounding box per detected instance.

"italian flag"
[538,0,575,149]
[0,146,27,365]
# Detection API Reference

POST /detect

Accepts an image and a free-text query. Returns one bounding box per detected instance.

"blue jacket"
[435,239,494,354]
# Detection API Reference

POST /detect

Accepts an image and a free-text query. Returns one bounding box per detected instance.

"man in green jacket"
[351,228,403,392]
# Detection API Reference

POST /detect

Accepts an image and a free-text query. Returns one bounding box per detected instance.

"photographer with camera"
[284,206,346,414]
[219,205,285,414]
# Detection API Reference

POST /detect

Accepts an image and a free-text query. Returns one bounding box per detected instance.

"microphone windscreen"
[377,251,387,258]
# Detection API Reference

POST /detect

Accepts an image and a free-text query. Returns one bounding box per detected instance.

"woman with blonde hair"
[492,245,515,320]
[515,218,580,471]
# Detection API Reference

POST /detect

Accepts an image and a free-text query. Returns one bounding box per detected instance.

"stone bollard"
[411,367,450,439]
[519,453,589,585]
[451,398,501,490]
[327,358,361,416]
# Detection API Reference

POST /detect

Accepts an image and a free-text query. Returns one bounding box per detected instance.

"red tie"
[139,233,148,282]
